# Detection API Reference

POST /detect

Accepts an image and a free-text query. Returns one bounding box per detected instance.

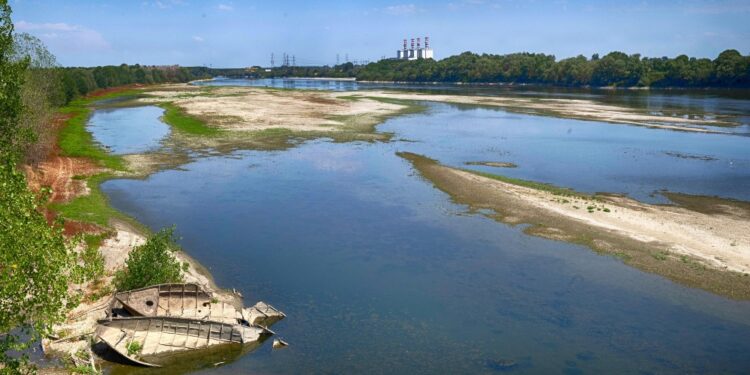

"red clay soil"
[24,85,150,236]
[24,112,103,204]
[24,112,106,237]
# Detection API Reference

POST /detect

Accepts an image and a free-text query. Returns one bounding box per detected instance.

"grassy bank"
[158,102,219,135]
[57,90,145,171]
[50,173,130,227]
[52,89,148,227]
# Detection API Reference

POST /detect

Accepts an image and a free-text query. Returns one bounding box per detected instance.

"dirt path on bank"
[399,152,750,299]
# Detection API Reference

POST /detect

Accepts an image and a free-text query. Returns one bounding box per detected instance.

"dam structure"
[396,37,434,60]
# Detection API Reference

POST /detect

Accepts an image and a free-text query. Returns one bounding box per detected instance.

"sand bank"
[338,91,736,133]
[399,152,750,299]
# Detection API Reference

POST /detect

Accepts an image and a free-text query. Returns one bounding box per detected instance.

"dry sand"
[140,85,405,133]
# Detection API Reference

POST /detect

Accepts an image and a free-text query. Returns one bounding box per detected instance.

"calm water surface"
[93,89,750,374]
[87,106,169,154]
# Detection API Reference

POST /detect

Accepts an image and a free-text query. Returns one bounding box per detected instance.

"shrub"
[126,341,142,356]
[114,227,184,291]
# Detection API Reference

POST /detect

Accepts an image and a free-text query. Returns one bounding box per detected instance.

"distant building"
[397,37,433,60]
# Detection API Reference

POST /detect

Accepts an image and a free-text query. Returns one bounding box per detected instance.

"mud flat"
[399,152,750,299]
[338,90,739,133]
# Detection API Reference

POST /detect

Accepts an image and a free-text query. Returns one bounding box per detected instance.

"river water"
[93,80,750,374]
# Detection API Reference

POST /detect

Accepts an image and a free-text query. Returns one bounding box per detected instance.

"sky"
[9,0,750,67]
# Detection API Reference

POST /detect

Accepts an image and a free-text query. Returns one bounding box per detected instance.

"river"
[93,80,750,374]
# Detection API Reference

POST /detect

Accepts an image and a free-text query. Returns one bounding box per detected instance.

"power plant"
[396,37,433,60]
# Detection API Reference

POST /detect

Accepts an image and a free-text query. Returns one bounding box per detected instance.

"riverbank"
[25,87,251,371]
[398,152,750,299]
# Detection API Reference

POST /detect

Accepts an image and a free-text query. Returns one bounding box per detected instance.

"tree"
[714,49,749,86]
[114,227,185,291]
[1,3,81,372]
[0,0,29,161]
[12,33,63,163]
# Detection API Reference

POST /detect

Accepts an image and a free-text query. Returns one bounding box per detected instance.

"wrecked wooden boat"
[110,283,285,327]
[96,316,273,367]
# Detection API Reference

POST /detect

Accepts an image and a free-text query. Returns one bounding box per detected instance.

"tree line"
[355,50,750,87]
[59,63,197,103]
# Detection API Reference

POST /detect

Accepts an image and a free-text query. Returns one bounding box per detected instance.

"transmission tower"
[271,53,275,67]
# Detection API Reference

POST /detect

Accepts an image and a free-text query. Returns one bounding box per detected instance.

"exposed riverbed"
[87,81,750,373]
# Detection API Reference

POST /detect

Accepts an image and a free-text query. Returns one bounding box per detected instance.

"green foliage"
[159,102,218,135]
[126,341,142,357]
[12,33,64,163]
[69,365,101,375]
[0,160,80,371]
[0,3,85,371]
[114,227,185,291]
[59,64,194,104]
[80,234,105,280]
[0,0,29,161]
[354,50,750,88]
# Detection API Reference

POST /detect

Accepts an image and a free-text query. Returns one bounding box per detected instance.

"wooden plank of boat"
[96,317,272,367]
[112,284,285,327]
[113,283,210,318]
[243,301,287,327]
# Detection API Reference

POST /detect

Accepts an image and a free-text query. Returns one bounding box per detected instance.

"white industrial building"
[396,37,433,60]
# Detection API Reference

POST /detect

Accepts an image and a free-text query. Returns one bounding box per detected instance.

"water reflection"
[87,106,170,154]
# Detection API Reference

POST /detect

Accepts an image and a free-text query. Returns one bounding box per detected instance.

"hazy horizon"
[11,0,750,67]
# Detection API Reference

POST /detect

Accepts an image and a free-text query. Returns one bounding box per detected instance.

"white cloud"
[15,21,110,51]
[384,4,417,15]
[193,35,205,42]
[217,4,233,11]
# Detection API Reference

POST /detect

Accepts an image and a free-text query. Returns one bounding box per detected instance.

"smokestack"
[403,39,407,51]
[425,36,429,49]
[411,38,415,50]
[417,37,421,49]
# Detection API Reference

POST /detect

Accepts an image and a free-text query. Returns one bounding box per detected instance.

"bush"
[114,227,185,291]
[126,341,142,356]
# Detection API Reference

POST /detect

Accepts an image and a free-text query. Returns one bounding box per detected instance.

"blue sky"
[10,0,750,67]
